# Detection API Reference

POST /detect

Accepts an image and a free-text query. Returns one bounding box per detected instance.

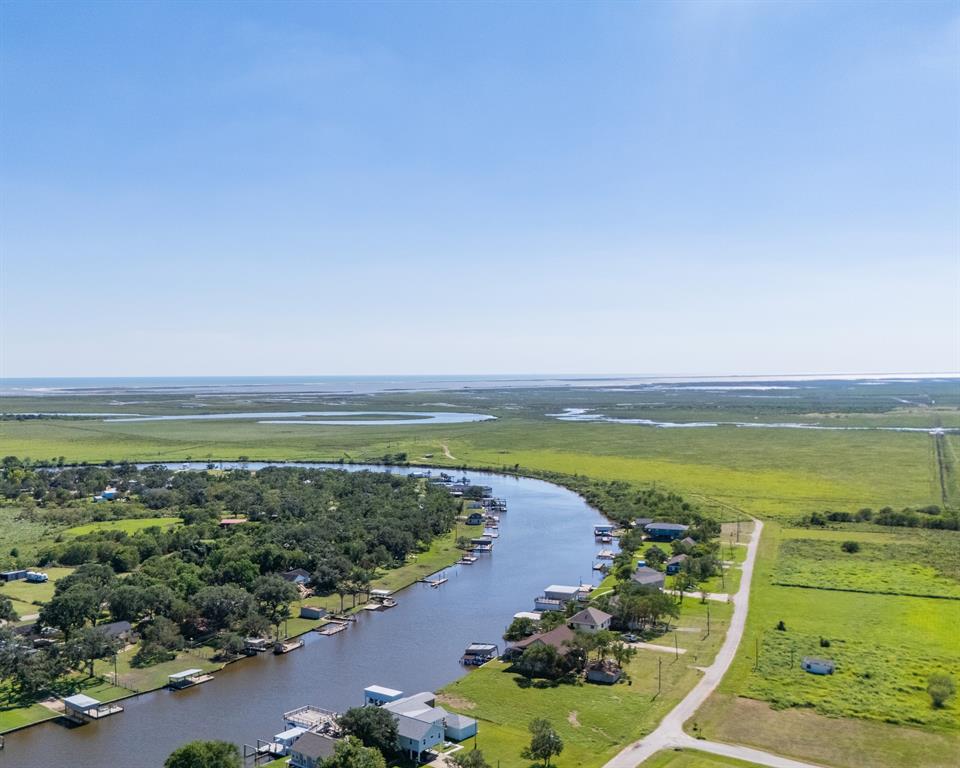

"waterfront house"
[801,657,836,675]
[290,731,338,768]
[665,554,688,575]
[300,605,327,620]
[380,691,479,759]
[508,625,576,657]
[466,512,485,526]
[568,607,613,633]
[364,684,404,706]
[631,566,666,590]
[534,584,581,612]
[396,713,445,759]
[282,568,312,585]
[644,522,690,541]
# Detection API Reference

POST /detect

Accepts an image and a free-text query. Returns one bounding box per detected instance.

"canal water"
[1,463,609,767]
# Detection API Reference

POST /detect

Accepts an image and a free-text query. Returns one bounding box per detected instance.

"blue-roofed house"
[644,522,690,541]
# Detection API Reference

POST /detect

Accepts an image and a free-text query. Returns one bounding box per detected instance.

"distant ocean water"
[0,375,646,397]
[0,373,956,397]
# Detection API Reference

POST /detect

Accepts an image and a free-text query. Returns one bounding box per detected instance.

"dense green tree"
[0,596,18,623]
[516,643,565,680]
[643,546,667,568]
[164,740,241,768]
[39,583,100,638]
[67,625,122,677]
[503,617,536,641]
[321,736,387,768]
[451,749,491,768]
[191,584,255,632]
[521,719,563,767]
[252,574,298,639]
[337,705,400,755]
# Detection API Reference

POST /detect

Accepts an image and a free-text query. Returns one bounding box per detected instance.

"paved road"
[664,589,730,603]
[601,519,826,768]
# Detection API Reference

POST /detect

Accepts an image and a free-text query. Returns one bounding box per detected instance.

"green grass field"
[694,521,960,768]
[771,528,960,599]
[0,413,947,523]
[62,516,183,537]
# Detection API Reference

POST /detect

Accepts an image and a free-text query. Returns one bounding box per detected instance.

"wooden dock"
[420,576,448,587]
[317,621,348,636]
[274,638,305,654]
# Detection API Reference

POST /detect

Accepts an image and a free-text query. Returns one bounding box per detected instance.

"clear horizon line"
[1,370,959,381]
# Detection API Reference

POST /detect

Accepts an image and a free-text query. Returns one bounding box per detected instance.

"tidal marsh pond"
[0,463,607,767]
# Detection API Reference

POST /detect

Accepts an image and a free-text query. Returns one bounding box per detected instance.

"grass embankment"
[438,599,731,768]
[694,521,960,768]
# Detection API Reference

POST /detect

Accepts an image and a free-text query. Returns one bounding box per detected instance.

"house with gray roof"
[379,690,478,758]
[631,566,666,590]
[568,607,613,633]
[290,731,337,768]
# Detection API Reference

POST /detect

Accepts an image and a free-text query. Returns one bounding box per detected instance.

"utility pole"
[658,656,662,694]
[674,631,679,660]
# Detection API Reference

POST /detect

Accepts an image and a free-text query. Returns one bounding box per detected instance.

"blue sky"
[1,1,958,377]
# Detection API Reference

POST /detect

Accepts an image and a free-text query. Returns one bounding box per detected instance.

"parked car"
[622,633,639,643]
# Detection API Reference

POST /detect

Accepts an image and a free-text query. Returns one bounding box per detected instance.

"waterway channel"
[0,463,609,767]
